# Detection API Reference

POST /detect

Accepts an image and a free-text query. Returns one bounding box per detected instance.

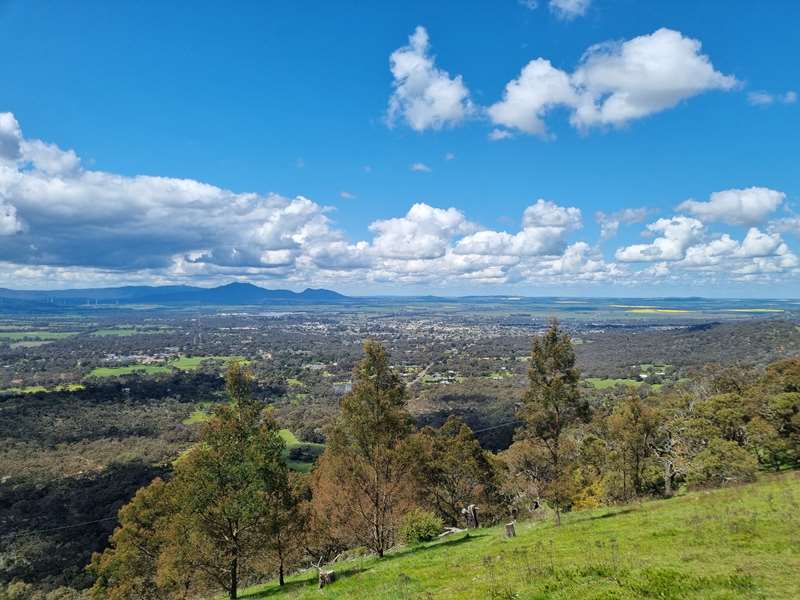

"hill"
[238,473,800,599]
[0,282,348,308]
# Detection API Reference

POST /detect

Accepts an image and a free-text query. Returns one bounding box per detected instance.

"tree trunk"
[229,557,238,599]
[555,506,561,526]
[663,460,673,497]
[279,562,285,586]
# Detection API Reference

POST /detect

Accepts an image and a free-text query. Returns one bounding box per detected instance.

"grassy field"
[237,473,800,599]
[89,355,245,378]
[584,377,643,389]
[88,364,172,377]
[279,428,325,473]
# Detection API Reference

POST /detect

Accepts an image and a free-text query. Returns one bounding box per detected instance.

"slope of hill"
[0,282,348,307]
[239,473,800,599]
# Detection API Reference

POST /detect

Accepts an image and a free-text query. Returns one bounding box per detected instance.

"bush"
[688,439,758,488]
[399,508,443,545]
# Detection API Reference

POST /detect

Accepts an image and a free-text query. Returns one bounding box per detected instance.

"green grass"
[89,356,246,378]
[182,401,225,425]
[0,331,78,341]
[88,365,172,377]
[287,378,304,387]
[279,429,301,445]
[237,473,800,599]
[172,355,245,371]
[585,377,643,389]
[279,428,325,473]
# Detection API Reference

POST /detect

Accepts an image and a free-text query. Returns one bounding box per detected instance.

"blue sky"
[0,0,798,296]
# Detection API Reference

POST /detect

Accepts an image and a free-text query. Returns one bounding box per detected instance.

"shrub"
[399,508,443,545]
[688,439,757,488]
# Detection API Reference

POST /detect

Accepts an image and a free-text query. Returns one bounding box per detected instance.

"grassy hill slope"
[239,473,800,599]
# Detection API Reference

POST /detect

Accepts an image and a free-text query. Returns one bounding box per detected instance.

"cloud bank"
[0,112,796,291]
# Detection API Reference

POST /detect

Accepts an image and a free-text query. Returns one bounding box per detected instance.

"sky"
[0,0,798,297]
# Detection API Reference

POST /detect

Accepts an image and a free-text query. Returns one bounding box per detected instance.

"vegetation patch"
[238,473,800,599]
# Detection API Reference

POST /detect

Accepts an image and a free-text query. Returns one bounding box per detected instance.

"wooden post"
[318,570,336,589]
[505,522,516,538]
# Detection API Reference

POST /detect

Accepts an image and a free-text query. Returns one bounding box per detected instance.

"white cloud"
[410,162,432,172]
[615,216,704,262]
[0,113,23,161]
[747,90,797,106]
[488,128,513,141]
[0,201,23,235]
[571,28,737,128]
[444,152,456,161]
[1,112,797,292]
[456,199,581,257]
[488,59,578,137]
[748,91,775,106]
[387,26,474,131]
[549,0,591,20]
[596,207,649,240]
[21,139,81,175]
[488,29,736,136]
[339,191,356,199]
[369,203,475,259]
[677,187,785,225]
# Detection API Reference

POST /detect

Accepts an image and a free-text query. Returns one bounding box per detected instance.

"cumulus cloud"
[596,207,650,240]
[571,29,737,128]
[339,191,356,199]
[387,26,474,131]
[1,112,797,291]
[488,29,736,136]
[677,187,784,225]
[615,216,704,262]
[456,199,582,257]
[488,59,578,137]
[370,203,475,259]
[549,0,591,20]
[0,113,22,161]
[410,162,432,172]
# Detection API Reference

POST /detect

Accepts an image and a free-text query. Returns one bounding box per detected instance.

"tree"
[312,340,415,557]
[515,320,586,525]
[687,438,757,488]
[90,363,295,600]
[88,477,174,599]
[415,416,500,526]
[606,393,658,499]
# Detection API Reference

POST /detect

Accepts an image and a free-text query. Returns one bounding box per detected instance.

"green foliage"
[688,438,758,488]
[415,416,504,526]
[515,320,586,524]
[312,340,416,557]
[399,508,443,545]
[90,363,296,599]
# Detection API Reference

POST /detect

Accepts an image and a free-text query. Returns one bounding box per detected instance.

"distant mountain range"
[0,282,349,309]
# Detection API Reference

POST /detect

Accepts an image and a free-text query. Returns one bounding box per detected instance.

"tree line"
[86,322,800,599]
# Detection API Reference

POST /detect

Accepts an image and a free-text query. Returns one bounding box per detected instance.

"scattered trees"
[77,343,800,596]
[90,362,297,600]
